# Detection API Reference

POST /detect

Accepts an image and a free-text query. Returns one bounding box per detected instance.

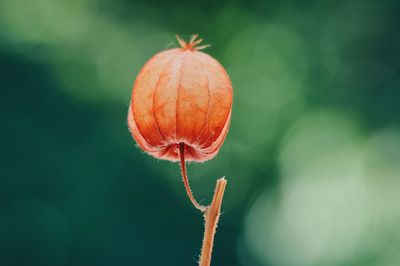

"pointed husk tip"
[176,34,211,51]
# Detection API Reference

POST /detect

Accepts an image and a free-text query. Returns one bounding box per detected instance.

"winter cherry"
[128,35,233,164]
[127,35,232,266]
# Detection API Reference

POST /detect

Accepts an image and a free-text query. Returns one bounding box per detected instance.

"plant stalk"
[178,143,227,266]
[199,177,226,266]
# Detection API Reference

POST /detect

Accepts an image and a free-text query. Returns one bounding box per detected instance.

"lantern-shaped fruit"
[127,35,232,266]
[128,35,233,163]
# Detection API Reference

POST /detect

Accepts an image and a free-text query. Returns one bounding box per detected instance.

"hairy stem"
[178,143,227,266]
[199,178,227,266]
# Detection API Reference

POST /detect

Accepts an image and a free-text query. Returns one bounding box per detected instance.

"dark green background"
[1,0,400,265]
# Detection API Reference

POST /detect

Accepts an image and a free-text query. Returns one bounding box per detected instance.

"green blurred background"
[1,0,400,265]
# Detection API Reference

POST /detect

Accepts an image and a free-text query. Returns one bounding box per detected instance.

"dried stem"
[178,143,227,266]
[199,177,226,266]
